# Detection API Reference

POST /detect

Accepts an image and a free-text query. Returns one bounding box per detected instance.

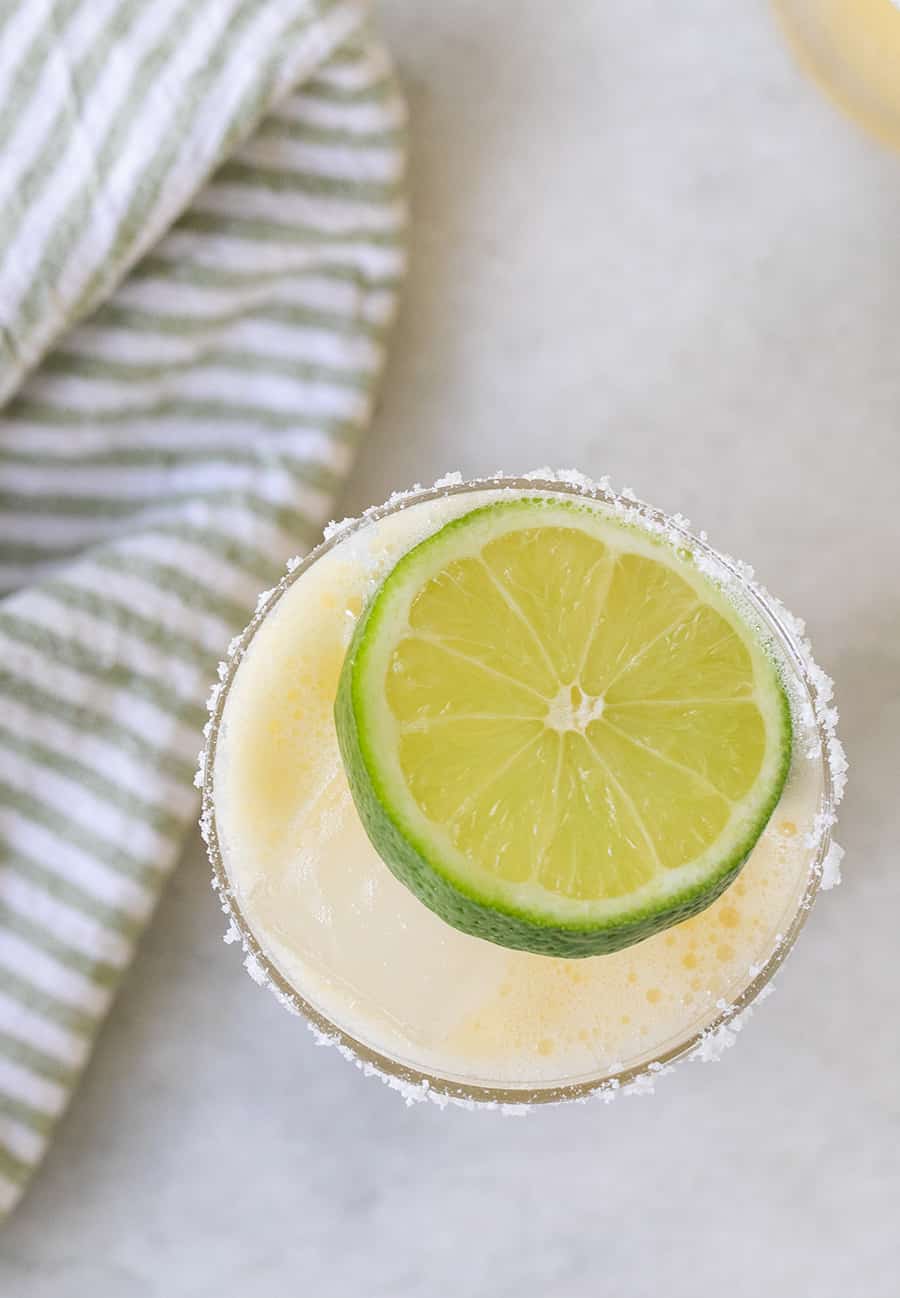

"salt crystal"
[243,952,267,985]
[820,841,845,890]
[623,1072,657,1096]
[804,808,837,850]
[691,1022,738,1063]
[828,737,848,801]
[198,808,213,844]
[270,984,302,1017]
[555,468,596,494]
[324,517,354,541]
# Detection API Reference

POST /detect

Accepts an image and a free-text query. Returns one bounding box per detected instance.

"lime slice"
[335,498,791,957]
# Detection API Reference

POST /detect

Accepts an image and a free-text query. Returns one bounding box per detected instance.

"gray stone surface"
[2,1,899,1293]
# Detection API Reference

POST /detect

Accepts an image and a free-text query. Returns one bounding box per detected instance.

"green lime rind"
[335,498,793,959]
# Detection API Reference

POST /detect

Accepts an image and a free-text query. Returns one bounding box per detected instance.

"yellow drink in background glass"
[774,0,900,147]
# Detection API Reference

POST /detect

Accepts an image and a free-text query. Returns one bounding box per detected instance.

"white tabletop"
[4,2,899,1294]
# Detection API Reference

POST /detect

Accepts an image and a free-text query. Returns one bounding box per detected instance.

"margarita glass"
[200,474,843,1106]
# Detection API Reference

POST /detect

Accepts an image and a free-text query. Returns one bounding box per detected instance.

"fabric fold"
[0,0,406,1217]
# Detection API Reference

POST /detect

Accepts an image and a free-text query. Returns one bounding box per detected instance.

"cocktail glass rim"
[200,473,837,1106]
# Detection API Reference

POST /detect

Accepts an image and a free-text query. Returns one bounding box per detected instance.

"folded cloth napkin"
[0,0,406,1217]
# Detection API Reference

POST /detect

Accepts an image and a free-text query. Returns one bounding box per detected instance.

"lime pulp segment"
[335,498,792,957]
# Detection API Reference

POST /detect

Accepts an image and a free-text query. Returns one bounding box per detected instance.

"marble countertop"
[3,1,899,1294]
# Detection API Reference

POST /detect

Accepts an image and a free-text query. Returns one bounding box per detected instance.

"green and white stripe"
[0,0,406,1216]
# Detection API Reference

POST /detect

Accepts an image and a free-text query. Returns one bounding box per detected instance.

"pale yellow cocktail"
[202,475,844,1103]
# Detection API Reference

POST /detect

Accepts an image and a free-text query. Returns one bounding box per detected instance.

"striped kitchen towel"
[0,0,406,1217]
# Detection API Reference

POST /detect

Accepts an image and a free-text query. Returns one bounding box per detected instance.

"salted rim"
[197,470,846,1111]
